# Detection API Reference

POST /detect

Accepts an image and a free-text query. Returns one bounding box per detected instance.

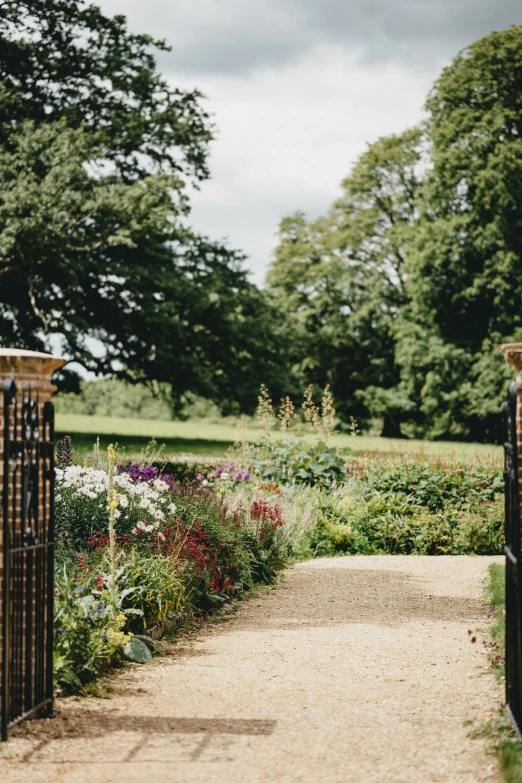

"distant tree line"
[0,3,521,440]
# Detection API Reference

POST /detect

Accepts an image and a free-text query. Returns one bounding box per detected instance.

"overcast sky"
[98,0,522,283]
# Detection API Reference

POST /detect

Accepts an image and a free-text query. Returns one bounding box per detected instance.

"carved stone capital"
[500,343,522,381]
[0,348,67,396]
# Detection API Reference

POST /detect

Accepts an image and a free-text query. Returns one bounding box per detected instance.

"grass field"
[56,413,503,463]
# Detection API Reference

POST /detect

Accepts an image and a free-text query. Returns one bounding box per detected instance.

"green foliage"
[413,25,522,346]
[456,500,504,555]
[0,1,291,414]
[113,550,184,633]
[267,26,522,442]
[303,453,504,557]
[124,637,153,665]
[475,566,522,783]
[308,491,504,558]
[380,25,522,442]
[249,438,345,488]
[360,459,504,510]
[54,562,128,692]
[55,378,174,420]
[266,128,423,431]
[53,452,289,691]
[0,0,211,182]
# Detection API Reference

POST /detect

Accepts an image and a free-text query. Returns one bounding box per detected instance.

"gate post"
[500,344,522,503]
[0,349,66,740]
[500,343,522,736]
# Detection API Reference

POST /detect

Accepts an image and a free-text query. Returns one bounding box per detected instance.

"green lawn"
[56,413,503,463]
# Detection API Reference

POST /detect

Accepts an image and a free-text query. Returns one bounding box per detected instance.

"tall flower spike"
[257,384,276,439]
[106,444,118,611]
[321,385,336,443]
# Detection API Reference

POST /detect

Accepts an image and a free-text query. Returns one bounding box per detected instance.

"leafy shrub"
[249,438,345,488]
[360,459,503,510]
[455,496,504,555]
[54,563,129,692]
[306,485,504,557]
[89,548,184,633]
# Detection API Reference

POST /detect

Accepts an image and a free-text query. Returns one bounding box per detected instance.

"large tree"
[407,24,522,345]
[0,1,288,410]
[267,128,423,432]
[389,25,522,441]
[0,0,211,181]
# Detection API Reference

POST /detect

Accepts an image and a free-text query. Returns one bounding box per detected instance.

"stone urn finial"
[500,343,522,381]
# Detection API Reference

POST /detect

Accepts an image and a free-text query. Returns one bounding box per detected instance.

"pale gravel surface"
[0,555,505,783]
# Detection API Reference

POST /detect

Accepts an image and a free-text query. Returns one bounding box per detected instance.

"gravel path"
[0,555,504,783]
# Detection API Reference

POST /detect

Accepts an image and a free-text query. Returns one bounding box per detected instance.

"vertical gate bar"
[1,380,14,740]
[44,401,54,715]
[504,382,522,736]
[12,394,19,727]
[22,392,30,714]
[15,550,21,724]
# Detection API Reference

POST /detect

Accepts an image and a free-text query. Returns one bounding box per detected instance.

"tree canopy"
[267,128,423,434]
[0,0,211,181]
[2,6,521,436]
[0,0,288,412]
[269,26,522,442]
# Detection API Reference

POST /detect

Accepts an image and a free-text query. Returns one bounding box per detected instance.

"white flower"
[168,503,177,515]
[153,479,169,492]
[139,498,150,509]
[119,494,129,508]
[113,509,121,519]
[134,520,157,534]
[220,472,229,480]
[94,483,105,494]
[201,479,208,486]
[153,509,164,520]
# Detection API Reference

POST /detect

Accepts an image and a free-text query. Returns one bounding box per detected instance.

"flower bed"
[54,454,288,691]
[53,384,505,693]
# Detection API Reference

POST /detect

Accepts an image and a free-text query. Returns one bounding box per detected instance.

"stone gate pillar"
[0,349,66,737]
[500,344,522,508]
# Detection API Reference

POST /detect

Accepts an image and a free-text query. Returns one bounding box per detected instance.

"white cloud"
[99,0,522,73]
[176,48,438,281]
[96,0,522,282]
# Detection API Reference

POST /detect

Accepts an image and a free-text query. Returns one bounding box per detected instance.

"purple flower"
[234,470,250,482]
[196,474,204,482]
[118,463,159,483]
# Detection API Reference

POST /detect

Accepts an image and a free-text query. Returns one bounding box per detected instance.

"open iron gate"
[1,379,55,740]
[504,382,522,738]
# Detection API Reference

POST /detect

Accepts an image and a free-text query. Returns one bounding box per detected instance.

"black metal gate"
[1,379,55,740]
[504,382,522,738]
